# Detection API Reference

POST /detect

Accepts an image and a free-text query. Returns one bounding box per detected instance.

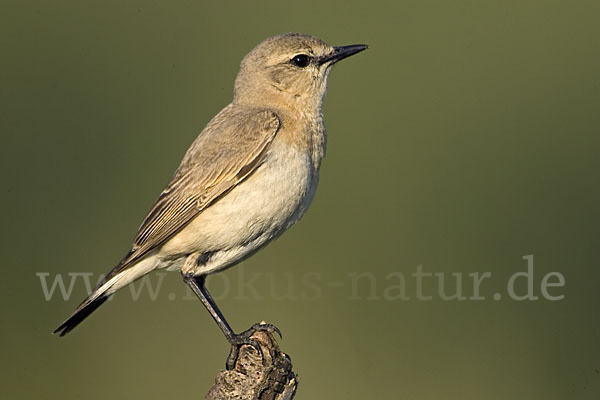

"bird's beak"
[319,44,368,66]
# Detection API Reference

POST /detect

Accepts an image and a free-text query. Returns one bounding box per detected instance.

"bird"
[54,33,367,365]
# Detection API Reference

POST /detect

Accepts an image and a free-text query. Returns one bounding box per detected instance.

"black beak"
[319,44,368,66]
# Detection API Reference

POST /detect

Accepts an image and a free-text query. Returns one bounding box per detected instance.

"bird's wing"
[109,107,281,278]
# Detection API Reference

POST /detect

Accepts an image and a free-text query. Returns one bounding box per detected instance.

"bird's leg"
[183,272,236,340]
[182,260,281,370]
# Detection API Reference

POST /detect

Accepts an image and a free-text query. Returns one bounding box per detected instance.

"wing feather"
[108,106,280,278]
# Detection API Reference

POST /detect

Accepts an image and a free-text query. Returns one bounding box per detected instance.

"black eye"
[290,54,311,68]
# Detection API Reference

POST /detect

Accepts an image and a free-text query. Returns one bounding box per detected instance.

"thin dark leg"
[183,274,236,341]
[182,273,281,369]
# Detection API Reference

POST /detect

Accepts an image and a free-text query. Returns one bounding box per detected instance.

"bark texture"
[205,329,297,400]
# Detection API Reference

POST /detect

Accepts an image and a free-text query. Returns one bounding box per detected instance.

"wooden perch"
[205,328,298,400]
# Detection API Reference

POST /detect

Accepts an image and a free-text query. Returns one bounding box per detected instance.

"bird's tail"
[52,266,128,336]
[53,294,110,336]
[52,259,131,336]
[53,254,159,336]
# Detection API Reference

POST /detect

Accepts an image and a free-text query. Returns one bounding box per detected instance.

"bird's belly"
[158,144,317,273]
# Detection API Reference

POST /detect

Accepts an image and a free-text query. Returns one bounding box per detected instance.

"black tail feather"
[53,295,109,336]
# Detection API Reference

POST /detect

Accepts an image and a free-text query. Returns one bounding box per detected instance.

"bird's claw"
[246,322,282,339]
[225,322,282,370]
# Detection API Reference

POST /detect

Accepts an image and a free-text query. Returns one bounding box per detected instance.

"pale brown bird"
[54,33,366,365]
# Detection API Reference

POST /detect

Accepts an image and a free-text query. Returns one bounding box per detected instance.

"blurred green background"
[1,0,599,399]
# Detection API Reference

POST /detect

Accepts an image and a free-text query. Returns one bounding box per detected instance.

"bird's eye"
[290,54,311,68]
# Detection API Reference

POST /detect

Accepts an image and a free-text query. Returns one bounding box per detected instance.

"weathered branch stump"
[205,328,297,400]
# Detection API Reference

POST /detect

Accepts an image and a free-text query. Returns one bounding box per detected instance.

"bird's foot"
[226,322,282,370]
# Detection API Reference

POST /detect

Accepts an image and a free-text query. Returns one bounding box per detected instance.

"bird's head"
[233,33,367,113]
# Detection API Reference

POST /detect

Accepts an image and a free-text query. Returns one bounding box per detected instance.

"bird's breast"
[235,140,317,237]
[276,109,326,171]
[158,140,317,262]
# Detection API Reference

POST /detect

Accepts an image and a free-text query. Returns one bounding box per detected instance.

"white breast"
[157,141,318,275]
